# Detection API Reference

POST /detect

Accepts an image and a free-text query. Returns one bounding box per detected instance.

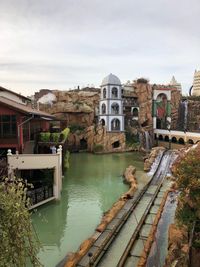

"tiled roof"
[0,96,55,118]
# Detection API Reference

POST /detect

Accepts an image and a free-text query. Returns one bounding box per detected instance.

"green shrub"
[51,133,60,143]
[69,124,85,133]
[0,177,42,266]
[40,132,51,142]
[93,144,104,153]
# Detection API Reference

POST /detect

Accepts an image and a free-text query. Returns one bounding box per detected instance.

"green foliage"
[125,131,139,147]
[51,132,60,143]
[93,144,104,153]
[173,148,200,228]
[69,124,85,134]
[60,128,70,142]
[64,150,70,169]
[40,132,51,142]
[0,177,42,266]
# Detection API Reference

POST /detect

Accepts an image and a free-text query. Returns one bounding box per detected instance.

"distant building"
[99,73,124,131]
[192,70,200,96]
[169,76,182,92]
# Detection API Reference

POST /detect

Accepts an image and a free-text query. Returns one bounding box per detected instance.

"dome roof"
[101,73,121,86]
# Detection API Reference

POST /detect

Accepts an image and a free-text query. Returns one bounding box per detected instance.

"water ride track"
[77,150,173,267]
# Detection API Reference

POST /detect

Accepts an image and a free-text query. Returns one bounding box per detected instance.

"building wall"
[0,91,27,105]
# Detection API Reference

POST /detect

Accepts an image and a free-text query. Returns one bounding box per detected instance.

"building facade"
[192,70,200,96]
[99,74,124,132]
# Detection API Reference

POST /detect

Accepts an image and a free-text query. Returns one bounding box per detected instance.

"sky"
[0,0,200,96]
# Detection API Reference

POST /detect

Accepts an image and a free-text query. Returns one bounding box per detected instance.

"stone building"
[192,70,200,96]
[99,74,124,132]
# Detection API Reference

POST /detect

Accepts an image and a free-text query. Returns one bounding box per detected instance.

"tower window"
[103,88,106,98]
[112,87,118,98]
[111,103,120,114]
[111,119,120,131]
[101,103,106,114]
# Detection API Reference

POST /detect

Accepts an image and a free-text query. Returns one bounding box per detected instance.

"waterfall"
[183,100,188,131]
[177,100,188,131]
[144,131,152,151]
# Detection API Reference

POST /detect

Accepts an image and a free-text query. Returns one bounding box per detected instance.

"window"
[102,103,106,114]
[0,115,17,138]
[111,103,120,114]
[103,88,106,98]
[112,87,118,98]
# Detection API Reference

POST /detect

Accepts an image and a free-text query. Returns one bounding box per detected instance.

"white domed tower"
[99,73,124,132]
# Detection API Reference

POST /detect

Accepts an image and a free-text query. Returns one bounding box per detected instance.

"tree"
[173,146,200,228]
[0,177,43,267]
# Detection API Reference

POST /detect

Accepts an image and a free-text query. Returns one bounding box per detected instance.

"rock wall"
[39,90,100,127]
[187,100,200,131]
[68,125,126,153]
[133,80,153,127]
[171,89,182,129]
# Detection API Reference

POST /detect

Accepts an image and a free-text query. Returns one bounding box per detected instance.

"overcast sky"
[0,0,199,96]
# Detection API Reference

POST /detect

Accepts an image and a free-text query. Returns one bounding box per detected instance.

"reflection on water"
[32,152,145,267]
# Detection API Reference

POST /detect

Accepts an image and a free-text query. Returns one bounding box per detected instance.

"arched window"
[100,119,105,126]
[101,103,106,114]
[171,137,177,143]
[188,139,194,144]
[111,119,120,131]
[158,135,163,141]
[111,103,119,114]
[103,88,106,98]
[164,135,169,142]
[112,87,118,98]
[132,108,139,117]
[179,138,185,144]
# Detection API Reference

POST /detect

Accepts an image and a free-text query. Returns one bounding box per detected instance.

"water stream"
[32,152,147,267]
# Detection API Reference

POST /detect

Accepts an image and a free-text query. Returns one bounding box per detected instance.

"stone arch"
[111,103,120,114]
[171,137,177,143]
[111,118,120,131]
[188,139,194,144]
[132,107,139,117]
[112,87,118,98]
[164,135,169,142]
[158,134,163,141]
[179,138,185,144]
[101,103,106,114]
[103,88,106,98]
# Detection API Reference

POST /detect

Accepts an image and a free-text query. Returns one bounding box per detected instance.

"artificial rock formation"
[133,80,153,127]
[68,124,126,153]
[171,89,182,130]
[39,90,100,127]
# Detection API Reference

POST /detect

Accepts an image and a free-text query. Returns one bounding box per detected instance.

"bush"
[93,144,104,153]
[0,177,42,266]
[40,132,51,142]
[69,124,85,133]
[51,133,60,143]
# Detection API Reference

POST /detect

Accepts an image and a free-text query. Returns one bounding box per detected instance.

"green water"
[32,152,145,267]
